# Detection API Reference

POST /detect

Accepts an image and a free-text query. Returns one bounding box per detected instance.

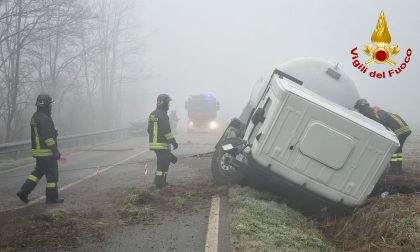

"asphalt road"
[0,132,218,212]
[0,131,229,251]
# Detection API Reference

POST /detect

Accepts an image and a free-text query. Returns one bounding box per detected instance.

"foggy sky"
[129,0,420,130]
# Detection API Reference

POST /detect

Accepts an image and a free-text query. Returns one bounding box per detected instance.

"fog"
[128,0,420,131]
[1,0,419,143]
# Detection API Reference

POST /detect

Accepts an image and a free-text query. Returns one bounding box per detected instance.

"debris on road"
[117,183,216,225]
[0,208,105,252]
[381,191,390,198]
[0,154,220,252]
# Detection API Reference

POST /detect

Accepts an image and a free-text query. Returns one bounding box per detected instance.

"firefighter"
[16,94,64,204]
[148,94,178,189]
[355,98,411,175]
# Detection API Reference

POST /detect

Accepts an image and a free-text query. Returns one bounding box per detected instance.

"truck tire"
[211,137,245,185]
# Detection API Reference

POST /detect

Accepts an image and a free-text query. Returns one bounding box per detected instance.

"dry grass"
[230,136,420,251]
[230,186,336,252]
[321,195,420,251]
[0,208,105,252]
[320,136,420,251]
[117,183,215,225]
[0,183,216,251]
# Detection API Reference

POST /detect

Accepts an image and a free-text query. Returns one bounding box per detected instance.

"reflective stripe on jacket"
[148,108,175,150]
[359,106,411,137]
[376,110,411,136]
[31,111,58,157]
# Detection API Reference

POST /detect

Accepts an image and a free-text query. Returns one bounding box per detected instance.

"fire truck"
[185,94,220,132]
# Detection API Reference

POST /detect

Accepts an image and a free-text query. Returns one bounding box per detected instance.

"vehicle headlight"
[209,121,217,129]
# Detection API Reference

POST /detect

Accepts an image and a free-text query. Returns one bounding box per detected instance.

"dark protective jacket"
[359,106,411,136]
[148,108,176,150]
[375,110,411,136]
[31,110,59,157]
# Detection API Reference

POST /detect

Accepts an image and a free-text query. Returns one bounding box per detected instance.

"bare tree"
[0,0,144,143]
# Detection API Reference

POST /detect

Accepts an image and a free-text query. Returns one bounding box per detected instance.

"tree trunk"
[5,0,22,142]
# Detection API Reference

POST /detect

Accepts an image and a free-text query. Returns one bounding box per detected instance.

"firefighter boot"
[161,172,169,188]
[45,185,64,204]
[154,171,168,189]
[17,179,37,203]
[16,191,29,203]
[46,198,64,204]
[154,171,166,189]
[389,160,403,175]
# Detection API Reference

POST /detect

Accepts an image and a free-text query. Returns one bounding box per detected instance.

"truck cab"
[211,58,399,208]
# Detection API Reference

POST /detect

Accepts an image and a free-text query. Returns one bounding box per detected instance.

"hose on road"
[0,151,214,180]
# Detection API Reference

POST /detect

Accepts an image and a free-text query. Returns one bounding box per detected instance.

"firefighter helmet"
[36,94,54,107]
[157,94,172,106]
[354,98,369,109]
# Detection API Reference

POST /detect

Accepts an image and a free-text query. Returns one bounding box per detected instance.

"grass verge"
[229,186,336,252]
[321,194,420,251]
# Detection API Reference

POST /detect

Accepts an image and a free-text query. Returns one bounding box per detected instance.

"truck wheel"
[211,138,244,185]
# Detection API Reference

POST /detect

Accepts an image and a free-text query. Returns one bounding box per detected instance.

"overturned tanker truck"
[211,58,399,208]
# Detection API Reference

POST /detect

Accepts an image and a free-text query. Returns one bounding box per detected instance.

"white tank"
[279,58,360,109]
[244,76,265,108]
[239,77,267,123]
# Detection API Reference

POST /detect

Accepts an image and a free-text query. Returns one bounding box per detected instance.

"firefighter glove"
[170,153,178,164]
[172,141,178,150]
[54,151,61,160]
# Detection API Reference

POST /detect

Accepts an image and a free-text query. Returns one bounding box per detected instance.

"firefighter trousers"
[19,157,59,200]
[390,132,411,175]
[153,150,171,188]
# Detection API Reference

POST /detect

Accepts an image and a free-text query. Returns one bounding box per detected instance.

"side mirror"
[216,101,220,111]
[256,132,263,141]
[251,107,265,125]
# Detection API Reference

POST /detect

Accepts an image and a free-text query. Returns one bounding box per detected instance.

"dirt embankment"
[230,177,420,252]
[231,137,420,251]
[320,140,420,251]
[321,194,420,251]
[320,166,420,250]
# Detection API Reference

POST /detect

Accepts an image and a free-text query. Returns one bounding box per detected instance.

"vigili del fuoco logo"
[350,10,412,79]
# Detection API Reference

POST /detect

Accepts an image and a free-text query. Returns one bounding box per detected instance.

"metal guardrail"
[0,127,142,160]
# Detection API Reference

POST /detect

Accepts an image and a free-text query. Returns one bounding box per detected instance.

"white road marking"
[205,194,220,252]
[14,150,149,210]
[0,163,33,175]
[0,140,144,175]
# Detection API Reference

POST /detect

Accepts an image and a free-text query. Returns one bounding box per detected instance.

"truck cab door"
[244,88,273,145]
